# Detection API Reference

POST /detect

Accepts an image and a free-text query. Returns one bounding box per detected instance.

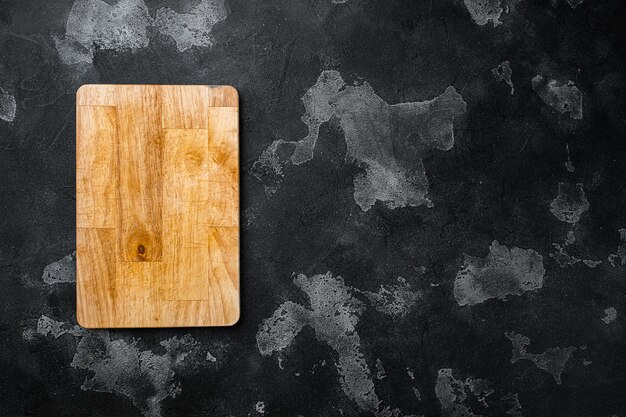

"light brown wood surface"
[76,84,239,328]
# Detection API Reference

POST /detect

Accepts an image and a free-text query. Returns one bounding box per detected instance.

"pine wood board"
[76,84,239,328]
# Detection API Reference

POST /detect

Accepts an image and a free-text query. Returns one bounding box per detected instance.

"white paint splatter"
[255,401,266,414]
[252,70,466,211]
[0,87,17,122]
[550,183,589,224]
[532,75,583,119]
[463,0,504,26]
[53,0,227,65]
[505,332,576,384]
[206,351,217,362]
[601,307,617,324]
[42,252,76,284]
[492,61,514,95]
[454,241,545,306]
[256,272,402,415]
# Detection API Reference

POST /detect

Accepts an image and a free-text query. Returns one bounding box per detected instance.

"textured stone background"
[1,0,625,416]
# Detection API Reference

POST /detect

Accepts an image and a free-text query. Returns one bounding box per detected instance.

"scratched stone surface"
[1,0,625,416]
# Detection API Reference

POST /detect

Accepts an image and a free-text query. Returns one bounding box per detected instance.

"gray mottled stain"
[252,70,466,211]
[463,0,504,27]
[532,75,583,119]
[550,231,602,268]
[492,61,514,95]
[360,278,421,317]
[32,314,197,417]
[153,0,228,52]
[505,332,576,384]
[454,240,545,306]
[71,332,196,417]
[607,228,626,266]
[601,307,617,324]
[550,183,589,224]
[35,315,82,339]
[0,87,17,122]
[53,0,227,65]
[435,369,523,417]
[256,272,404,416]
[616,228,626,266]
[42,252,76,284]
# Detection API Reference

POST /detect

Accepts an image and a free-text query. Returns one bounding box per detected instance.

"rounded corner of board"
[209,85,239,107]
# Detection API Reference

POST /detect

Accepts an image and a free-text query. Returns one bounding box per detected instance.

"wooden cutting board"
[76,84,239,328]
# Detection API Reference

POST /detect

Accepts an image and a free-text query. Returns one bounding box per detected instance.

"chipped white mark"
[257,272,402,415]
[206,351,217,362]
[42,252,76,284]
[53,0,227,65]
[407,369,415,380]
[0,87,17,122]
[463,0,504,26]
[436,369,522,417]
[601,307,617,324]
[360,278,420,317]
[252,70,466,211]
[505,332,576,384]
[567,0,585,8]
[413,387,421,400]
[255,401,266,414]
[454,240,545,306]
[492,61,514,94]
[565,143,575,172]
[532,75,583,119]
[375,358,387,380]
[332,0,348,3]
[550,183,589,224]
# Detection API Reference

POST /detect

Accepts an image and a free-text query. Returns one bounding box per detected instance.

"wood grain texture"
[76,84,239,328]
